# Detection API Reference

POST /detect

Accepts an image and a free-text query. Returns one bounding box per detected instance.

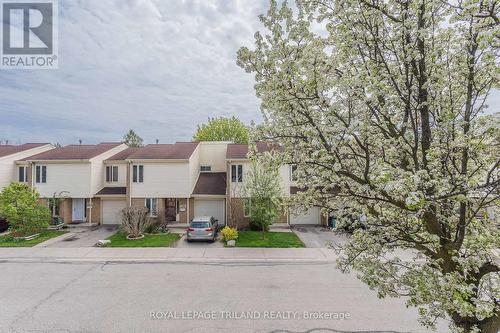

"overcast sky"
[0,0,498,145]
[0,0,268,145]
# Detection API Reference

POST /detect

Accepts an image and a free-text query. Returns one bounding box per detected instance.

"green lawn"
[105,231,181,247]
[0,230,67,247]
[235,231,306,248]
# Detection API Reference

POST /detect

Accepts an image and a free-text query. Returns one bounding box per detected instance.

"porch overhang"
[95,187,127,197]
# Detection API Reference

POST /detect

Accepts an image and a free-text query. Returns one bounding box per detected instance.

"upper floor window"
[200,165,211,172]
[231,164,243,183]
[106,165,118,182]
[145,198,157,217]
[18,166,28,183]
[290,165,298,182]
[132,165,143,183]
[35,165,47,184]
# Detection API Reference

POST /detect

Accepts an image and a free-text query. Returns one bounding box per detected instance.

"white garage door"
[102,200,126,225]
[194,199,225,226]
[290,207,321,225]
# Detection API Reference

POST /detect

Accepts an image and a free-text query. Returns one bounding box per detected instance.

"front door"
[165,198,176,222]
[72,198,85,222]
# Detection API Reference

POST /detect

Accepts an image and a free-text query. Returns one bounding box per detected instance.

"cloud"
[0,0,498,145]
[0,0,268,144]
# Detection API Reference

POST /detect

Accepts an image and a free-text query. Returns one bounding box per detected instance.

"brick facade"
[227,198,288,230]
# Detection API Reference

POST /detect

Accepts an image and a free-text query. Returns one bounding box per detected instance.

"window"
[191,221,210,229]
[35,165,47,183]
[200,165,211,172]
[145,198,157,217]
[244,198,251,217]
[290,165,298,182]
[18,166,28,183]
[231,164,243,183]
[106,165,119,182]
[133,165,144,183]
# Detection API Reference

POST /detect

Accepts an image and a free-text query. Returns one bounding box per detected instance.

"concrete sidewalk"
[0,247,338,263]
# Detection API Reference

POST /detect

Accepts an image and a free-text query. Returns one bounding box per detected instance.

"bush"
[221,226,238,242]
[249,219,270,231]
[0,183,50,237]
[144,221,168,234]
[120,207,151,239]
[0,217,8,233]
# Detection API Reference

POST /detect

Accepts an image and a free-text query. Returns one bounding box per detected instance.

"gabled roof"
[192,172,227,195]
[22,143,122,161]
[0,143,50,158]
[226,142,283,160]
[108,142,199,160]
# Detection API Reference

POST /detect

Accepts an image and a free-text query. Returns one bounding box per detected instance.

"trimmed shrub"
[120,207,151,239]
[221,226,238,242]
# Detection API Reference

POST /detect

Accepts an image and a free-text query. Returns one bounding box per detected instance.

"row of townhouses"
[0,141,326,228]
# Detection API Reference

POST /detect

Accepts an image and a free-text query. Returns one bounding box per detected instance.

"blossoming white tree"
[237,0,499,331]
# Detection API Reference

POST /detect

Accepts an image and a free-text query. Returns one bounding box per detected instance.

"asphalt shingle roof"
[22,143,122,160]
[107,142,199,160]
[192,172,227,195]
[0,143,49,158]
[226,142,283,159]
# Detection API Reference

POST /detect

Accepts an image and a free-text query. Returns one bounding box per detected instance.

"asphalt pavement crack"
[7,263,99,332]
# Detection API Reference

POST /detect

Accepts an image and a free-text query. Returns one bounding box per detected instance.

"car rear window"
[191,222,210,228]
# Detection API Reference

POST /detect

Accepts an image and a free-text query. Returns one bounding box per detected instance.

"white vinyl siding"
[33,163,92,198]
[198,142,229,172]
[0,144,53,191]
[131,162,192,198]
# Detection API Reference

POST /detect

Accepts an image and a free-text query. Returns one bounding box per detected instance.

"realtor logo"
[1,0,58,69]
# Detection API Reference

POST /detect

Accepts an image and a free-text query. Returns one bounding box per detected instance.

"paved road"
[1,259,447,333]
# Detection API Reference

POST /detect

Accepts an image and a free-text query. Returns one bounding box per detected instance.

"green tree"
[193,116,249,144]
[238,0,499,332]
[243,158,283,237]
[122,129,144,147]
[0,183,50,237]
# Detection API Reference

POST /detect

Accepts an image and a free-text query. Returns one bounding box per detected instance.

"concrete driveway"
[176,232,224,248]
[292,225,350,248]
[39,225,118,248]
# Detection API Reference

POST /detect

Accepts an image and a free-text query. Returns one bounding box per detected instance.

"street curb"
[0,257,337,264]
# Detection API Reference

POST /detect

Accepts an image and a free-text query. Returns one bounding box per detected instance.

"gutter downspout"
[88,198,92,225]
[30,162,35,190]
[127,161,132,207]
